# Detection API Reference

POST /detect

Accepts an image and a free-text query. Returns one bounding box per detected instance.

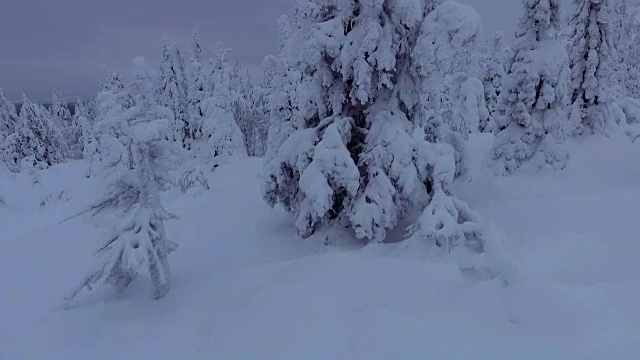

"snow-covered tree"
[51,92,83,159]
[492,0,571,174]
[66,59,177,305]
[181,36,246,160]
[157,40,188,144]
[185,30,207,150]
[93,72,135,173]
[461,77,490,133]
[184,43,246,161]
[232,73,270,157]
[263,0,503,277]
[74,99,98,177]
[0,90,18,139]
[412,0,483,176]
[480,32,511,132]
[50,92,70,153]
[618,2,640,98]
[568,0,617,134]
[2,94,60,171]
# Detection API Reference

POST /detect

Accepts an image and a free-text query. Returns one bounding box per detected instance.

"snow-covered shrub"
[178,168,210,193]
[196,98,246,162]
[618,97,640,125]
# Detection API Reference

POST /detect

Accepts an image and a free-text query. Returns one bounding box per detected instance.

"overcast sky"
[0,0,532,102]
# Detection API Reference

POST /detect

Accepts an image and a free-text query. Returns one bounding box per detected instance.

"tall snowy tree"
[67,58,177,305]
[492,0,571,174]
[481,32,511,132]
[74,99,98,177]
[263,0,502,277]
[157,40,188,144]
[568,0,617,134]
[616,1,640,98]
[184,29,206,150]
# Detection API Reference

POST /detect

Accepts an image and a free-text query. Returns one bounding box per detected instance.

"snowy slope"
[1,135,639,359]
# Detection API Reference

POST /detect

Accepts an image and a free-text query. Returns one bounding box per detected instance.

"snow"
[2,133,640,358]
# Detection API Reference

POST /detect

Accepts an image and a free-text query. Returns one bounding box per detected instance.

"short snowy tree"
[461,77,490,133]
[66,59,177,305]
[3,94,60,171]
[264,0,503,277]
[492,0,571,174]
[568,0,617,134]
[93,72,136,173]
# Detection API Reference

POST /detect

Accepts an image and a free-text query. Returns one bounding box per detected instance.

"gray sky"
[0,0,529,102]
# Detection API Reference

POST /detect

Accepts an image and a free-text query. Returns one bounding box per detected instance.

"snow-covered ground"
[1,134,639,359]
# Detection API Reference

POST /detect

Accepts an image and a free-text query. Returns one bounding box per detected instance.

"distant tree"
[157,40,188,144]
[492,0,571,174]
[74,99,98,177]
[0,89,18,138]
[51,92,84,159]
[481,32,511,132]
[2,94,60,171]
[185,29,207,150]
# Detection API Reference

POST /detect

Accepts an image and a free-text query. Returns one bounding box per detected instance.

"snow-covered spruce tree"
[50,92,71,157]
[74,99,98,177]
[264,0,502,277]
[0,89,19,168]
[615,2,640,99]
[492,0,571,175]
[66,59,177,305]
[232,70,270,156]
[93,72,136,173]
[184,30,206,150]
[181,37,245,161]
[52,92,83,159]
[480,32,510,132]
[414,1,485,136]
[0,89,18,139]
[184,45,245,162]
[157,40,188,144]
[568,0,617,134]
[2,94,60,172]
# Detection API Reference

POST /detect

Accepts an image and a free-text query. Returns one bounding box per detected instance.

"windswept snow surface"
[1,134,640,359]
